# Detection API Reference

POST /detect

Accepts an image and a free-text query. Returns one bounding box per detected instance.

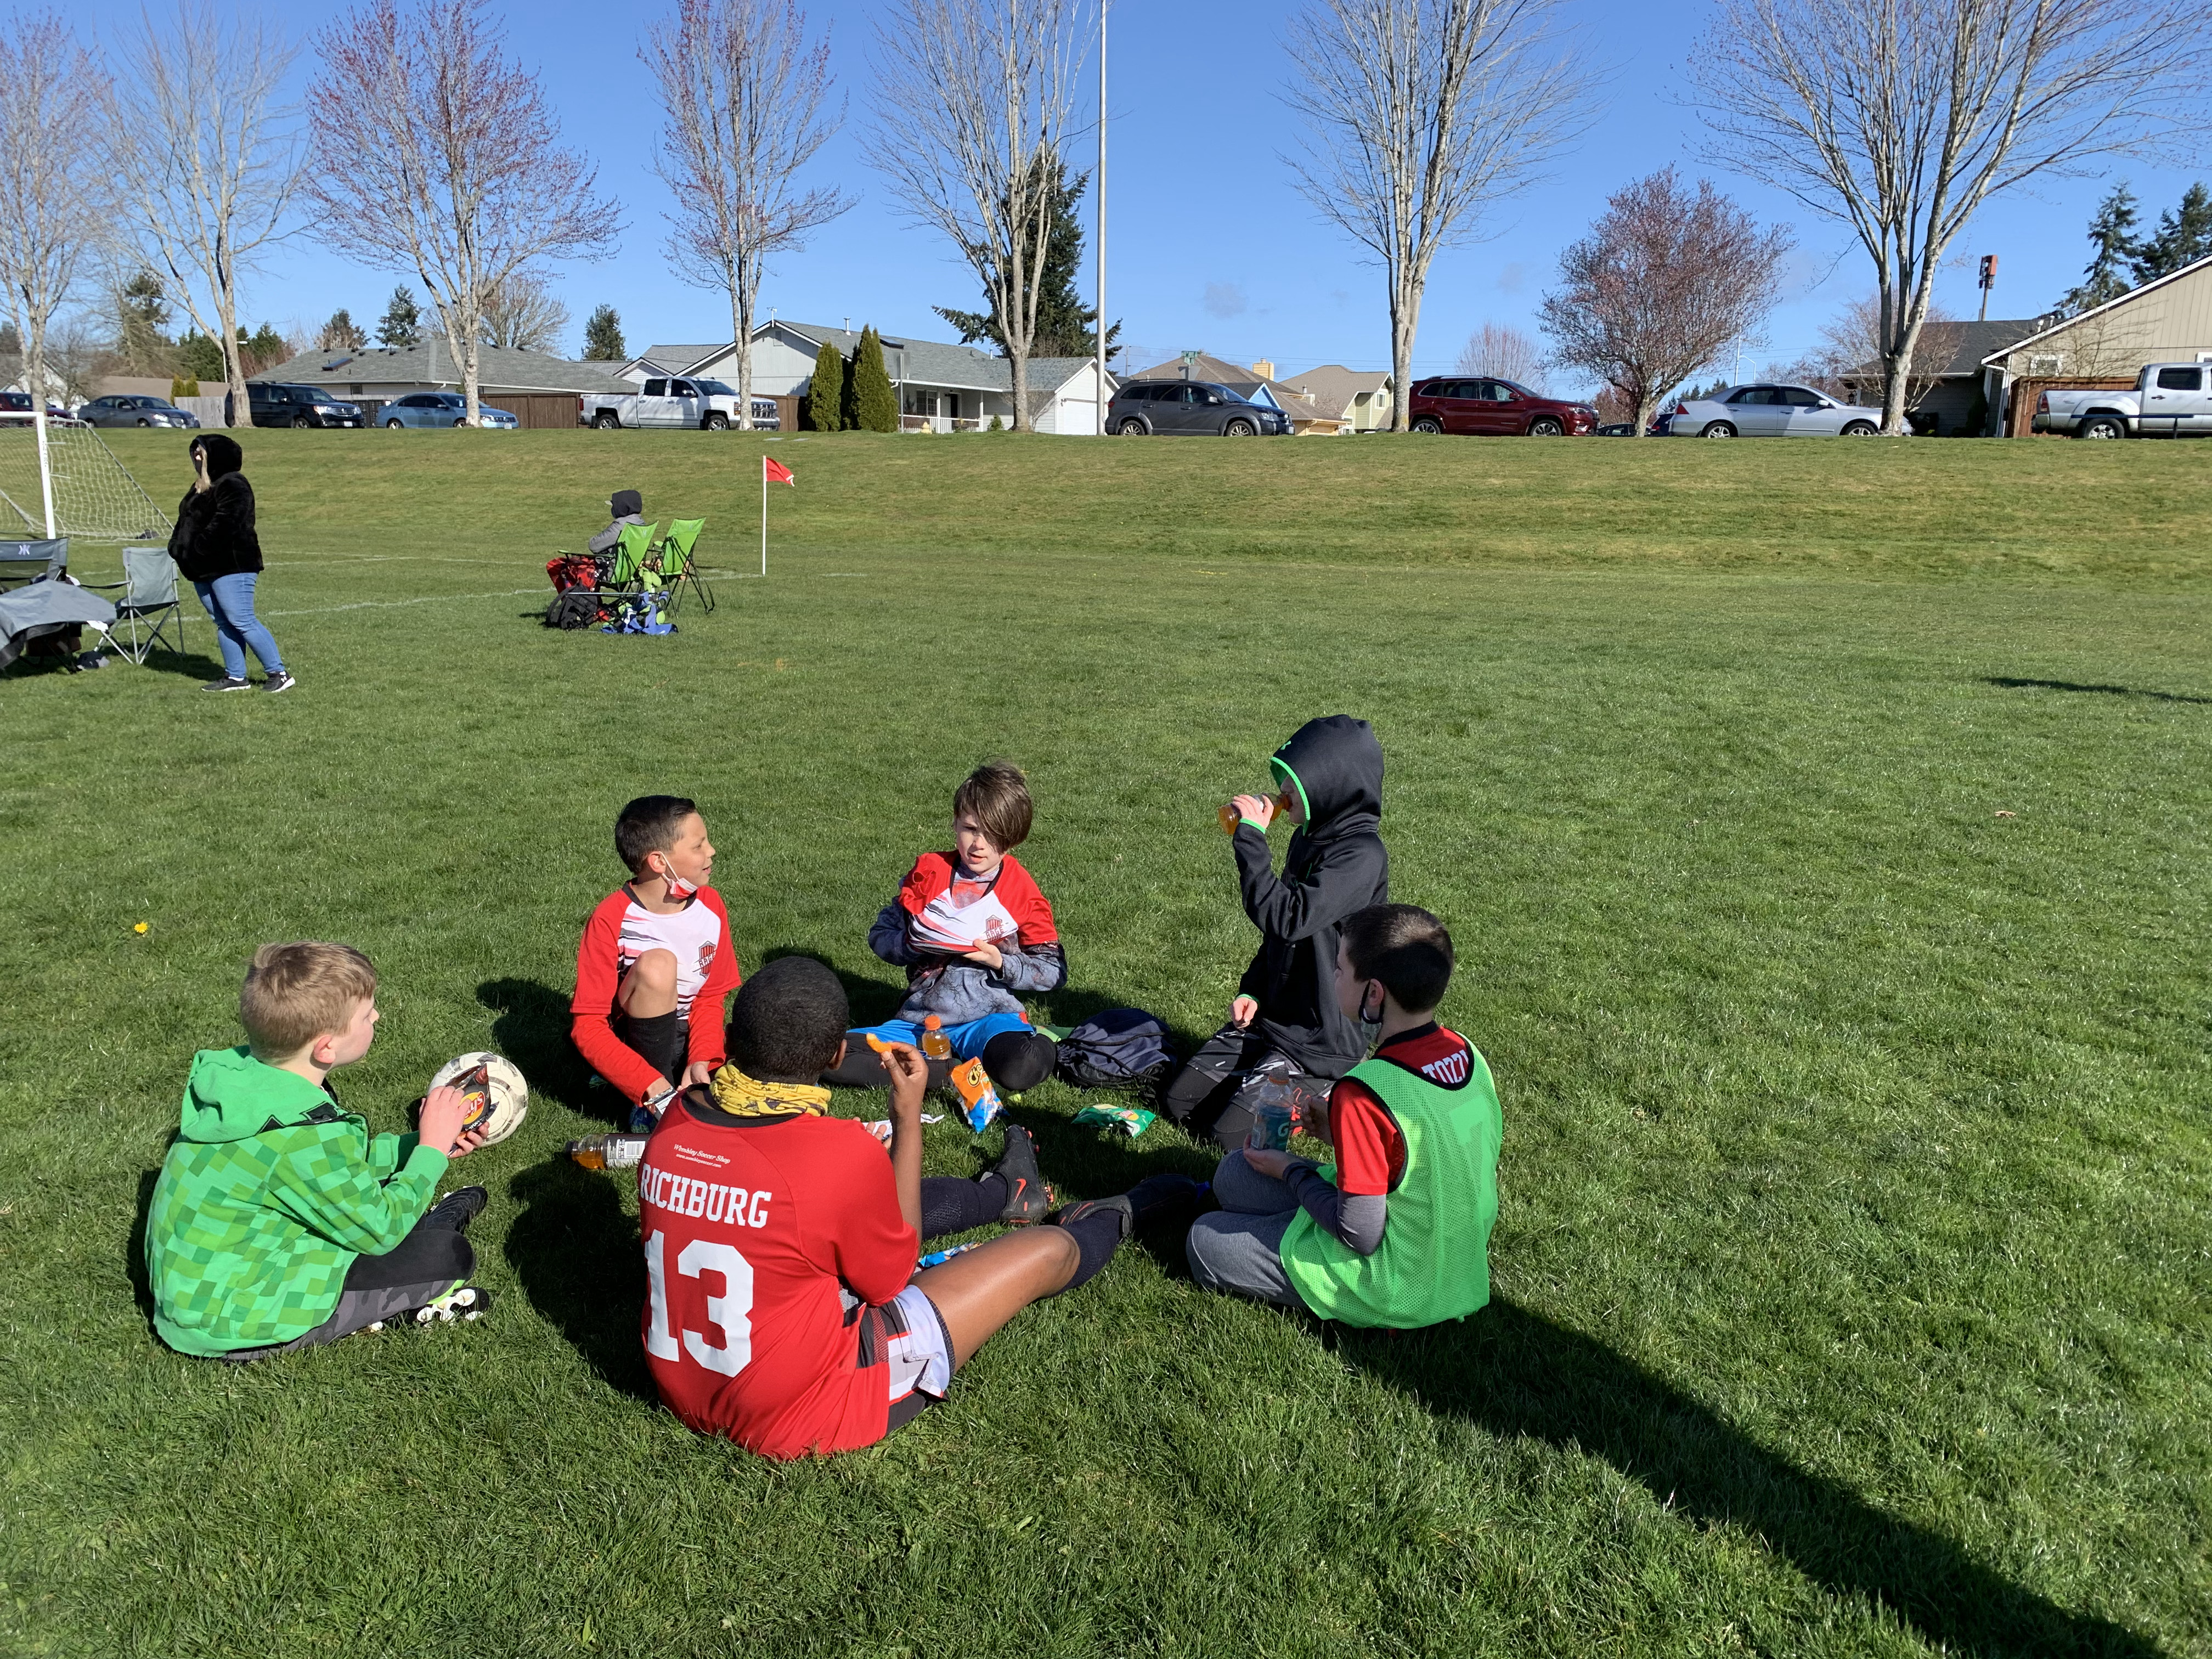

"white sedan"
[1662,383,1886,438]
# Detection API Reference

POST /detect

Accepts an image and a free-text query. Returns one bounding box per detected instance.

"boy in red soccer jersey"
[1182,904,1501,1329]
[822,761,1063,1096]
[571,795,743,1132]
[640,956,1193,1459]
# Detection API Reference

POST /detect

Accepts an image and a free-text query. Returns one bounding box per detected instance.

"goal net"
[0,414,172,544]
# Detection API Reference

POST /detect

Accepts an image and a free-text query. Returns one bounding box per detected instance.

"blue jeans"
[193,572,285,678]
[854,1012,1032,1062]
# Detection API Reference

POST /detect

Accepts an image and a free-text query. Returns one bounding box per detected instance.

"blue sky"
[76,0,2207,386]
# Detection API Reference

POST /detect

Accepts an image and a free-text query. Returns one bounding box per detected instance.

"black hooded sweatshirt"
[167,435,262,582]
[1233,714,1390,1077]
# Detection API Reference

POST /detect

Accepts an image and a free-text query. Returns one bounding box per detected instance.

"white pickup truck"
[580,375,781,431]
[2036,362,2212,439]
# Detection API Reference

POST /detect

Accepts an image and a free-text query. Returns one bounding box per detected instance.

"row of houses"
[119,253,2212,435]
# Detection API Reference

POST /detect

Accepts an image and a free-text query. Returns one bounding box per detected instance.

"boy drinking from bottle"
[1162,715,1390,1149]
[1182,904,1500,1328]
[145,942,492,1359]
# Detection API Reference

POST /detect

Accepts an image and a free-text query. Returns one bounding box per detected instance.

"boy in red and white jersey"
[571,795,743,1132]
[640,956,1195,1459]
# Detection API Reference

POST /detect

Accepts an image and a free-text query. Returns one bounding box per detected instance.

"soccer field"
[5,430,2209,1657]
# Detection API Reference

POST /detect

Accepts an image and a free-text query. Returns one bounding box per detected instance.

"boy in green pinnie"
[145,942,492,1359]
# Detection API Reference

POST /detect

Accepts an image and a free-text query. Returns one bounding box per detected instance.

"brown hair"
[1340,904,1454,1015]
[240,941,378,1056]
[953,760,1032,850]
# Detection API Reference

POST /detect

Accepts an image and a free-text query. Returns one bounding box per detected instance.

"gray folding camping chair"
[0,538,66,592]
[84,547,185,664]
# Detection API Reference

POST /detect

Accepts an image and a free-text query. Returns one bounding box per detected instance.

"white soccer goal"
[0,412,172,544]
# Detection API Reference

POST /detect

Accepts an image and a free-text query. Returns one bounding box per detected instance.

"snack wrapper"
[1074,1103,1157,1138]
[947,1057,1003,1133]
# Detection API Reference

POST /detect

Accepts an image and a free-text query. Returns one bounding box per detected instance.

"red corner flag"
[764,455,794,484]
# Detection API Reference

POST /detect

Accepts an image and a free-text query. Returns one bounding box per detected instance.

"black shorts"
[848,1284,955,1433]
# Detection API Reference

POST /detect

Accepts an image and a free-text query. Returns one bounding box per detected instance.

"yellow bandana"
[710,1063,831,1119]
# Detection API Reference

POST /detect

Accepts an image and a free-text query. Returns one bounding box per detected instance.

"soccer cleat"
[988,1124,1054,1224]
[1048,1193,1133,1242]
[263,670,297,695]
[420,1184,488,1232]
[413,1283,491,1325]
[200,675,250,692]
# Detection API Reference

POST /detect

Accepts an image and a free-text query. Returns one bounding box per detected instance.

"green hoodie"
[145,1046,449,1355]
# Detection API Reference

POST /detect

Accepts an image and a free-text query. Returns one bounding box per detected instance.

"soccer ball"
[428,1051,530,1146]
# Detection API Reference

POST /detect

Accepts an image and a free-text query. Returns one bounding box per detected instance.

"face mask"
[654,854,699,901]
[1358,984,1386,1052]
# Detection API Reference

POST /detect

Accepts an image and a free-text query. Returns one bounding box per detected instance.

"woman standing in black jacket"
[168,435,293,693]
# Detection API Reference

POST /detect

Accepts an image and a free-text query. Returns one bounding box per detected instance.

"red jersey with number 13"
[637,1101,918,1459]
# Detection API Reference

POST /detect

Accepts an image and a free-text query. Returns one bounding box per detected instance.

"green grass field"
[4,430,2209,1658]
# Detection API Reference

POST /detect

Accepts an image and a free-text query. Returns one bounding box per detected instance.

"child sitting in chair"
[588,489,647,555]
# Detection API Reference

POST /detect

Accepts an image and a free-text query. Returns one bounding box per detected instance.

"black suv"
[1108,379,1291,437]
[248,382,364,428]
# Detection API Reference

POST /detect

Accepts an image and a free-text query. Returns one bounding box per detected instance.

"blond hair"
[240,941,377,1056]
[953,760,1033,850]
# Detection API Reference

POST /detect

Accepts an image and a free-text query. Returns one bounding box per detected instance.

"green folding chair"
[610,521,662,592]
[657,518,713,613]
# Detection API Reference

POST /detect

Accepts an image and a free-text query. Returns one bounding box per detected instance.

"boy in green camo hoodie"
[146,941,490,1359]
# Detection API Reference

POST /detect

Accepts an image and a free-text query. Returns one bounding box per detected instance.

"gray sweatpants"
[1185,1152,1310,1311]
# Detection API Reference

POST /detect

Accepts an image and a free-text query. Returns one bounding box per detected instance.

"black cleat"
[1048,1193,1133,1241]
[420,1184,488,1233]
[988,1124,1054,1224]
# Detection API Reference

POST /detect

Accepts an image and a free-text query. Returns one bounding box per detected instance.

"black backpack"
[1054,1008,1175,1092]
[545,590,599,630]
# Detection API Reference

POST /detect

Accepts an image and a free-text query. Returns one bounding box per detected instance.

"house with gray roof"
[629,321,1113,433]
[1837,318,2048,436]
[262,341,634,428]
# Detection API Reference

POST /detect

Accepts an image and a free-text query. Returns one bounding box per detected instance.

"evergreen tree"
[806,337,844,431]
[376,286,422,348]
[115,270,173,374]
[244,323,287,374]
[582,303,626,360]
[847,326,899,432]
[177,329,228,382]
[934,159,1119,360]
[2058,184,2141,315]
[317,309,368,352]
[171,376,199,400]
[2131,182,2212,285]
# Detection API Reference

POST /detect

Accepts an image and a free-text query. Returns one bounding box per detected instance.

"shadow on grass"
[477,977,612,1124]
[1984,675,2212,707]
[125,1167,161,1326]
[503,1155,653,1403]
[1333,1301,2154,1659]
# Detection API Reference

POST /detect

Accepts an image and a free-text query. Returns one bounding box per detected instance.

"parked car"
[1107,380,1291,436]
[1595,421,1638,437]
[77,394,200,429]
[582,376,751,430]
[0,392,83,425]
[247,382,364,428]
[1404,377,1595,437]
[1663,383,1884,438]
[378,391,518,430]
[2036,362,2212,438]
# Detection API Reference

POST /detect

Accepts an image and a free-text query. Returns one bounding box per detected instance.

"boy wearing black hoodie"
[1163,715,1389,1150]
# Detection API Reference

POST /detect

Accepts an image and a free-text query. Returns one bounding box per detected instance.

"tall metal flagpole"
[1096,0,1107,436]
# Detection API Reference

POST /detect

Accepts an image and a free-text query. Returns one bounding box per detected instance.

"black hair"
[1340,904,1454,1015]
[727,956,850,1082]
[614,794,699,875]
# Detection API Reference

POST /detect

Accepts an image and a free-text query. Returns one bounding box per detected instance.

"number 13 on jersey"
[644,1229,754,1375]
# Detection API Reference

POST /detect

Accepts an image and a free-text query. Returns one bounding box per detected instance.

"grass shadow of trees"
[1331,1300,2154,1659]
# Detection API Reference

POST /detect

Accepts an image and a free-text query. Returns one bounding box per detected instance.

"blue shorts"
[853,1011,1031,1063]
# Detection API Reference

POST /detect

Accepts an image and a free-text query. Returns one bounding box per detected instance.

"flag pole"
[760,455,768,577]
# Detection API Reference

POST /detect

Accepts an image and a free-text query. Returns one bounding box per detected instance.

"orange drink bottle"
[920,1016,952,1060]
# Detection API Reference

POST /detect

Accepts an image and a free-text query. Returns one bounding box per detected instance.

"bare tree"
[1284,0,1587,431]
[1538,168,1792,438]
[98,3,301,427]
[1453,320,1545,388]
[1803,293,1959,412]
[871,0,1090,431]
[479,273,573,353]
[307,0,621,424]
[0,15,104,407]
[645,0,850,430]
[1693,0,2208,436]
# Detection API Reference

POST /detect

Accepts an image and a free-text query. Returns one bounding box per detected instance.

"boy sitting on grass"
[145,943,491,1359]
[641,955,1194,1459]
[1183,904,1500,1329]
[572,795,743,1131]
[822,761,1061,1096]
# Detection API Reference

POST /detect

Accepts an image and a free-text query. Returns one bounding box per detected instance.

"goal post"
[0,410,172,546]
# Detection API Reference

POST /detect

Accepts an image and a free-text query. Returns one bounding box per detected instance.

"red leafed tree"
[1538,168,1791,438]
[305,0,620,424]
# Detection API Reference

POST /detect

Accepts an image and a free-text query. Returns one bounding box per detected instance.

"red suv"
[1406,377,1596,437]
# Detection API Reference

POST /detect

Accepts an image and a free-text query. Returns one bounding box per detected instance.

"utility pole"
[1095,0,1107,436]
[1977,254,1997,323]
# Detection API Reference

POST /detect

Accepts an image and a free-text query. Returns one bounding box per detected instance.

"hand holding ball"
[423,1052,530,1148]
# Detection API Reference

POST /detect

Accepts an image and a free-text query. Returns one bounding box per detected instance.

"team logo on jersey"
[1421,1049,1471,1086]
